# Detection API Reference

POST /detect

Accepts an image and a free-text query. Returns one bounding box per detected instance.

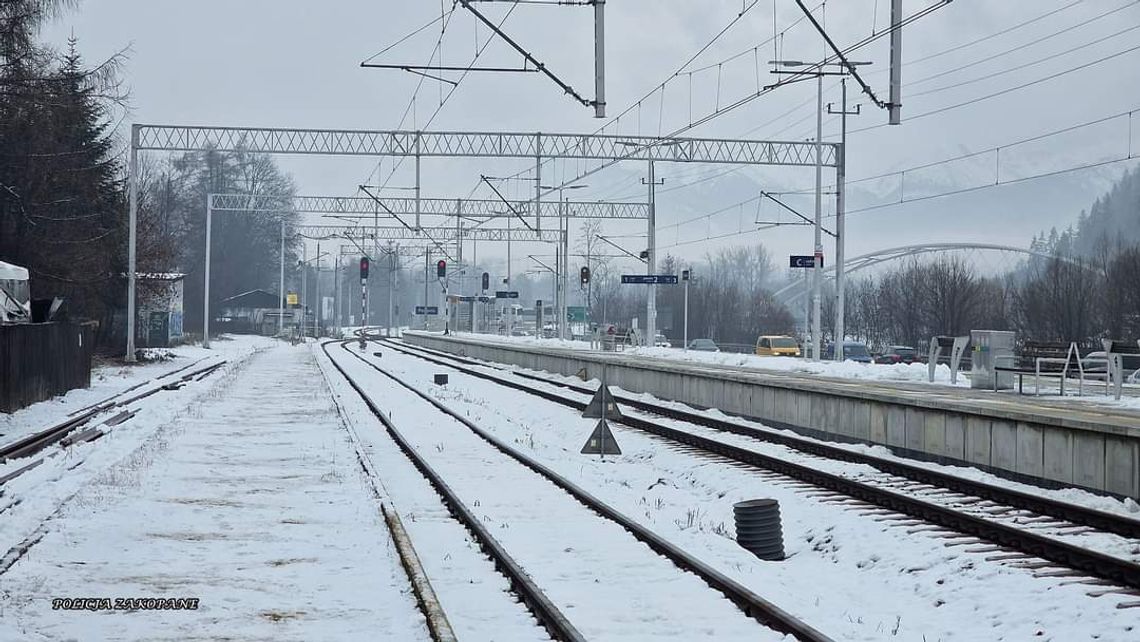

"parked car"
[823,341,873,363]
[755,335,801,357]
[653,334,672,348]
[875,345,917,364]
[688,338,720,352]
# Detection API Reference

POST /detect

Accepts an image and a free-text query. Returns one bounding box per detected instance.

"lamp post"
[616,140,675,346]
[297,249,329,340]
[769,60,867,361]
[539,183,588,340]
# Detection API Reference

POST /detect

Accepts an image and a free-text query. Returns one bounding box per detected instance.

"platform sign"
[415,306,439,315]
[495,291,520,299]
[790,255,823,268]
[621,274,679,285]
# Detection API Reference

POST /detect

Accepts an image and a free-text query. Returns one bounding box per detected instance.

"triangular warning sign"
[580,418,621,456]
[582,384,622,420]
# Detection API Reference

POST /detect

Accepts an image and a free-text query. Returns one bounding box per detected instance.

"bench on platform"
[994,340,1082,396]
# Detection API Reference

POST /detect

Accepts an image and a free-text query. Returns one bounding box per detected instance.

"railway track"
[323,340,832,642]
[380,338,1140,600]
[0,358,228,484]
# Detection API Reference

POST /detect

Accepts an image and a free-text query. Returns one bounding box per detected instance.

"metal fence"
[0,322,95,413]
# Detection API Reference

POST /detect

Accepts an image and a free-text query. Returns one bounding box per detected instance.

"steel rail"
[381,339,1140,591]
[350,341,833,641]
[322,341,586,642]
[395,339,1140,539]
[0,360,227,464]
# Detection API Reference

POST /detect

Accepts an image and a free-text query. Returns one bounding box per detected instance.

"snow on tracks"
[1,344,431,641]
[324,340,812,642]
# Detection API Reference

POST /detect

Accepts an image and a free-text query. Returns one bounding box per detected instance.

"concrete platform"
[403,332,1140,501]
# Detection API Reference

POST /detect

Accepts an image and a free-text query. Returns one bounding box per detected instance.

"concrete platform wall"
[405,333,1139,500]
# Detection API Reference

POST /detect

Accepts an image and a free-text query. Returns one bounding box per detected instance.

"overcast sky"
[40,0,1140,278]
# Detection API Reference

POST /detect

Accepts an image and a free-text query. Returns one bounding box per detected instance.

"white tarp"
[0,260,29,281]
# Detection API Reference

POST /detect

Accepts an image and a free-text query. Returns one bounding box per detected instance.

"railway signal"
[580,266,591,285]
[437,260,447,279]
[359,256,369,349]
[481,271,489,291]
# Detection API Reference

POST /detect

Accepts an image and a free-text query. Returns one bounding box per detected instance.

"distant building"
[215,289,289,335]
[137,273,185,348]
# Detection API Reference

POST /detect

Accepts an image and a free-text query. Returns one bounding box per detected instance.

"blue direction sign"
[621,274,679,285]
[790,255,823,268]
[415,306,439,315]
[495,291,520,299]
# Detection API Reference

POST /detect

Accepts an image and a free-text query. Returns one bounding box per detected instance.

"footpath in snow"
[1,344,428,641]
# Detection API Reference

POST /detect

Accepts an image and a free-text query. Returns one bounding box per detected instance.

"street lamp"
[538,183,588,340]
[769,60,868,362]
[616,139,678,345]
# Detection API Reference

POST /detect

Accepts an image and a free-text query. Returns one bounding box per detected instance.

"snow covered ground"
[322,342,787,641]
[0,335,272,447]
[368,341,1140,641]
[445,332,969,386]
[1,343,429,641]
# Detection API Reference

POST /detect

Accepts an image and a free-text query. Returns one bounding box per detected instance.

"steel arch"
[774,242,1089,303]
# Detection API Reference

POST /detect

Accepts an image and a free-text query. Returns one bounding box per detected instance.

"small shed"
[137,273,185,347]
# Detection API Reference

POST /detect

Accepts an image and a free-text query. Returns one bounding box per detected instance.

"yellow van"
[755,335,801,357]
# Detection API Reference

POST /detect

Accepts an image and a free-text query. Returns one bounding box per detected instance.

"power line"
[656,107,1138,242]
[905,0,1139,90]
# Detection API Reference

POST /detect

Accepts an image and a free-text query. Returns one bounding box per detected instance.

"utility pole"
[644,159,663,344]
[770,59,868,360]
[301,244,307,340]
[682,268,690,351]
[388,243,396,337]
[889,0,903,125]
[278,220,286,337]
[828,78,858,361]
[812,71,823,362]
[203,195,213,349]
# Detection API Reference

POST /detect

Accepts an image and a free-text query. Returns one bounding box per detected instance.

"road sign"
[415,306,439,315]
[567,306,587,322]
[495,291,520,299]
[790,255,823,268]
[581,417,621,456]
[621,274,679,285]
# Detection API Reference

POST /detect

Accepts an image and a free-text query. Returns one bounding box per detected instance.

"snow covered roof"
[0,260,29,281]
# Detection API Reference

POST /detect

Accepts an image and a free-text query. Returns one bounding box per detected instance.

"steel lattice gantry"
[296,225,561,243]
[133,126,837,166]
[124,123,840,359]
[208,193,649,220]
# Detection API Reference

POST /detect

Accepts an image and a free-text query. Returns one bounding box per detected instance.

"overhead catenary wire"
[653,107,1139,250]
[602,1,1125,202]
